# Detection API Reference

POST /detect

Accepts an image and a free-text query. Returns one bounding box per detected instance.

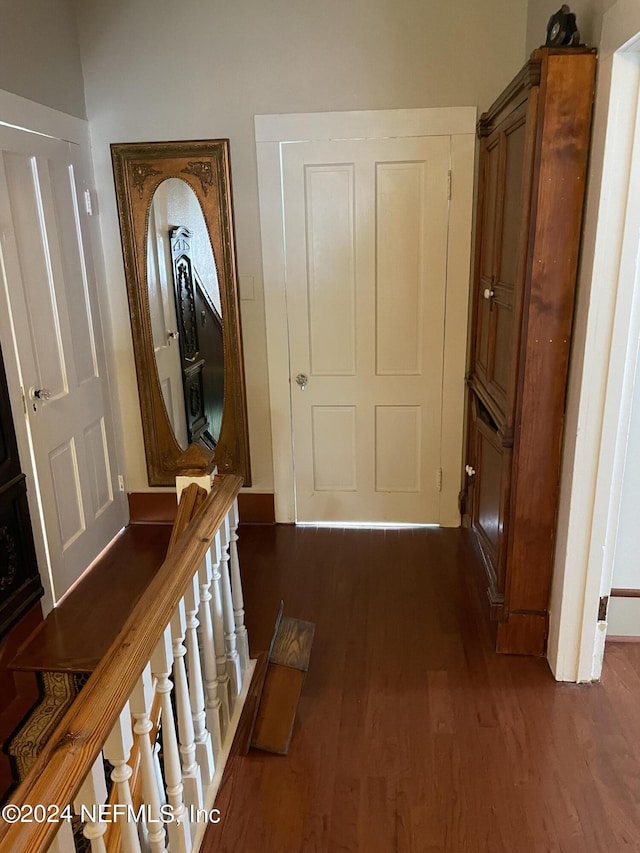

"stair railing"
[0,474,252,853]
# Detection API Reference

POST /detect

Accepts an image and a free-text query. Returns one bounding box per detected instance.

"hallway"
[208,525,640,852]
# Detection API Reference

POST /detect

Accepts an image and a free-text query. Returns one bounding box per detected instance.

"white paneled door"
[0,124,124,601]
[283,137,450,523]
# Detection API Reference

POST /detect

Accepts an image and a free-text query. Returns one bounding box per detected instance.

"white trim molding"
[255,107,477,143]
[0,88,87,145]
[255,107,476,524]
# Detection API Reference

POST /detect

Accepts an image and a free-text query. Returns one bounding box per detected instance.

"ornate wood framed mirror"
[111,140,251,486]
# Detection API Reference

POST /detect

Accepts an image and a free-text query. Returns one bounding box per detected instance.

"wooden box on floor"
[461,47,597,655]
[252,616,315,755]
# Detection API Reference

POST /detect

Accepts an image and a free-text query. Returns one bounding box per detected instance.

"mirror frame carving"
[111,140,251,486]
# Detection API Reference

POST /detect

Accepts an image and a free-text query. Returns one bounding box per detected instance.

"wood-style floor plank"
[200,525,640,853]
[10,524,172,674]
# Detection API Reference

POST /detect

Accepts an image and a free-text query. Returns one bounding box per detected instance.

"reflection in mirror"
[147,178,224,451]
[147,195,188,448]
[111,139,251,487]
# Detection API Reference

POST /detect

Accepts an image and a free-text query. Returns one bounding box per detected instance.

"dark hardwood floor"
[205,524,640,853]
[11,523,172,674]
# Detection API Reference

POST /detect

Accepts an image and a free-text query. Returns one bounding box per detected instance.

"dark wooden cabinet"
[0,343,43,638]
[462,48,597,656]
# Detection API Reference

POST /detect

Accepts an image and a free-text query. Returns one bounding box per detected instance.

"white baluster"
[197,554,223,756]
[151,626,191,853]
[185,570,215,786]
[228,499,250,673]
[49,817,76,853]
[219,514,242,701]
[103,703,142,853]
[72,753,109,853]
[153,740,166,806]
[130,663,167,853]
[209,531,231,731]
[171,598,203,815]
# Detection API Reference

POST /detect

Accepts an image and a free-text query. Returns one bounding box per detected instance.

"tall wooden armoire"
[462,47,597,656]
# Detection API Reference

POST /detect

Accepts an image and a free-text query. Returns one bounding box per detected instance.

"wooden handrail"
[0,474,242,853]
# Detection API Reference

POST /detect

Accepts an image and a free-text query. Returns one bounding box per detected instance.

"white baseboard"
[607,596,640,640]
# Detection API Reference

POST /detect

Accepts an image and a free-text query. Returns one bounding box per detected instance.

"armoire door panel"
[479,136,501,283]
[487,284,515,404]
[497,108,528,287]
[472,102,529,425]
[475,276,492,379]
[469,405,508,600]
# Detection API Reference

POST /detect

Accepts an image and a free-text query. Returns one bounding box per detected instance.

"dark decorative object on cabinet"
[546,5,580,47]
[461,48,597,656]
[0,344,43,639]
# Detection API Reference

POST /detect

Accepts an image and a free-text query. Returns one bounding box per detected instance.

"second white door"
[0,123,125,601]
[282,136,451,523]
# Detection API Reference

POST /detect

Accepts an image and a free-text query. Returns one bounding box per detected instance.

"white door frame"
[548,1,640,682]
[256,107,476,523]
[0,88,127,613]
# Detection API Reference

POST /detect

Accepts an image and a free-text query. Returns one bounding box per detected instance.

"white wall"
[0,0,85,118]
[75,0,528,493]
[612,334,640,590]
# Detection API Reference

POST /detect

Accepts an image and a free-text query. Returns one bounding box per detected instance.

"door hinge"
[447,169,452,201]
[84,189,94,216]
[117,474,125,492]
[436,467,443,492]
[598,595,609,622]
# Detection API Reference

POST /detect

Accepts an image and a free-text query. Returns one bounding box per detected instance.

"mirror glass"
[111,139,251,487]
[146,178,224,452]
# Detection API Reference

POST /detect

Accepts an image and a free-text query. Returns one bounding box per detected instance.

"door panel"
[375,406,421,493]
[283,136,450,523]
[473,105,528,423]
[489,283,515,398]
[2,151,69,398]
[311,406,357,491]
[84,417,113,518]
[0,125,124,601]
[376,161,425,376]
[479,136,500,282]
[468,397,510,601]
[49,438,85,549]
[305,164,356,377]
